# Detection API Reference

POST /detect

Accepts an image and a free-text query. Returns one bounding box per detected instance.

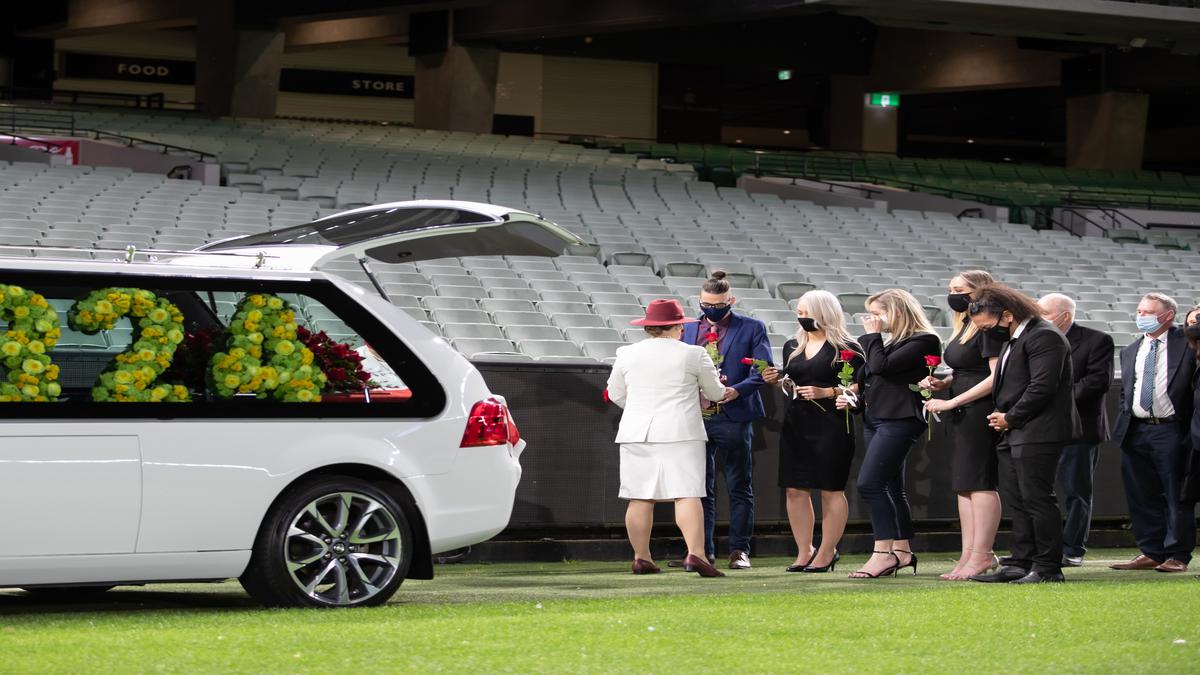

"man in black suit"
[1110,292,1196,573]
[1038,293,1114,566]
[967,286,1081,584]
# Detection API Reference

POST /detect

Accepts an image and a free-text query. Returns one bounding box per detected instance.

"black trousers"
[1121,420,1195,563]
[998,439,1065,575]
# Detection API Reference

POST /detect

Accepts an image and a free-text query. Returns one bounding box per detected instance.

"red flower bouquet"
[296,326,374,393]
[740,356,769,373]
[702,332,724,418]
[837,349,858,433]
[910,354,944,439]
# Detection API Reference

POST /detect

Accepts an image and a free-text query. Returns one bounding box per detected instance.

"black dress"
[942,324,1002,491]
[778,340,864,491]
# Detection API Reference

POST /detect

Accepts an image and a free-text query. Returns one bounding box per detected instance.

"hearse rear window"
[0,270,445,419]
[205,207,493,249]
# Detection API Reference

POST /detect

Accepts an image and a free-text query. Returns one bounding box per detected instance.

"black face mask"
[701,305,731,323]
[798,317,819,333]
[1186,324,1200,341]
[947,293,971,313]
[984,322,1012,343]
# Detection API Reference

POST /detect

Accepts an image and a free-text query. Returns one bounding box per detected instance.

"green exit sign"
[869,92,900,107]
[777,69,792,81]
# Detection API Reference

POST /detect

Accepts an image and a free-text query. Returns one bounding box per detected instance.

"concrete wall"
[738,176,886,211]
[866,28,1064,93]
[73,140,217,184]
[1066,92,1150,170]
[0,144,53,165]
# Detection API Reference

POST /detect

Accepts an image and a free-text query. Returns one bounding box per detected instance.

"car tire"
[240,475,413,608]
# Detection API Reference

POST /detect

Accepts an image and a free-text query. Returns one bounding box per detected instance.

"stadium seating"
[2,110,1200,366]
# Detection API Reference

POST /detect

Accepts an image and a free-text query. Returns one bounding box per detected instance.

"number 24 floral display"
[0,284,62,402]
[208,293,327,402]
[69,287,191,402]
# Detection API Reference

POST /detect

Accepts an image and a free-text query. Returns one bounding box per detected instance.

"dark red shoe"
[684,554,726,578]
[632,558,661,575]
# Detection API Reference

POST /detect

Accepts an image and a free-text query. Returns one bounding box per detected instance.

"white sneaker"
[1062,555,1084,567]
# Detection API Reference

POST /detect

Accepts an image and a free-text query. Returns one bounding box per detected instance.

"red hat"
[630,299,698,326]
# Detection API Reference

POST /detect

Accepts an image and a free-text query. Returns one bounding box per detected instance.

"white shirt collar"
[1010,317,1033,341]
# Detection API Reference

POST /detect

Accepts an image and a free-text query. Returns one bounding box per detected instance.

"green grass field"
[2,549,1198,673]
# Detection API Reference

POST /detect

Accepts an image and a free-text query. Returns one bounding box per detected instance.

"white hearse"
[0,201,583,607]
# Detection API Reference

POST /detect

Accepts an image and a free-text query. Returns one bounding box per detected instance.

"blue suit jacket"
[681,312,773,422]
[1112,326,1195,445]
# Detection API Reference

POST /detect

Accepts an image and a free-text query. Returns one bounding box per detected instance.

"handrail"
[1,132,64,154]
[779,175,884,199]
[0,105,215,161]
[1065,188,1200,212]
[89,129,215,161]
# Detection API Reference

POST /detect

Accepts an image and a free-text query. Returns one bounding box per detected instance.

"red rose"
[357,371,371,382]
[705,332,719,343]
[840,349,856,362]
[740,357,753,365]
[925,355,942,368]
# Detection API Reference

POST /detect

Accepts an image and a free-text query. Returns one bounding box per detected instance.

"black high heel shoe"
[785,548,818,573]
[848,551,900,579]
[894,549,918,575]
[803,551,841,573]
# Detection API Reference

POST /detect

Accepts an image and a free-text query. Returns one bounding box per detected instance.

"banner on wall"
[61,53,195,85]
[0,137,80,164]
[279,68,414,98]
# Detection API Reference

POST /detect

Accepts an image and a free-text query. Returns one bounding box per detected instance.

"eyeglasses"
[699,302,730,310]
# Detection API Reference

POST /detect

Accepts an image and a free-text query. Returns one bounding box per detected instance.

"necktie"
[1139,338,1159,416]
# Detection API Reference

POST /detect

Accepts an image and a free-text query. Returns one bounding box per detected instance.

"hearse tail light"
[461,397,520,447]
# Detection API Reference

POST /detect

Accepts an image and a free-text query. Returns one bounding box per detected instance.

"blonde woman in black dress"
[763,290,863,573]
[920,270,1003,580]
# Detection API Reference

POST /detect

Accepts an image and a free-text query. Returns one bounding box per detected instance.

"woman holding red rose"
[850,288,942,579]
[763,290,863,573]
[920,270,1003,580]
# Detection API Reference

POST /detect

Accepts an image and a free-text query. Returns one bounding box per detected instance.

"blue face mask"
[1135,314,1166,333]
[702,305,731,323]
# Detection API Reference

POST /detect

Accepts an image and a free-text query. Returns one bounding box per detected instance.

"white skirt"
[619,440,706,501]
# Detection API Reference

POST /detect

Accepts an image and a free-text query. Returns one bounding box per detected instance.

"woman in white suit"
[606,299,732,578]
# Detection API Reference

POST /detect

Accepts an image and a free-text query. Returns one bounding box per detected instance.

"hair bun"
[710,270,727,280]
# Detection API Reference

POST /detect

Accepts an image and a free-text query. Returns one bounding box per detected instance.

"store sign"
[279,69,414,98]
[61,53,195,85]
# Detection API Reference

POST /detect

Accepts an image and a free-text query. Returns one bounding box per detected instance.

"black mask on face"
[984,320,1012,343]
[947,293,971,313]
[798,317,819,333]
[1186,324,1200,341]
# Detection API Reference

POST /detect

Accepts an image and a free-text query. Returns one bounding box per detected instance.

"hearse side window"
[0,271,444,419]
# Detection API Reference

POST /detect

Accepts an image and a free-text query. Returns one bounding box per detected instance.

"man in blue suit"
[680,270,773,569]
[1110,292,1196,573]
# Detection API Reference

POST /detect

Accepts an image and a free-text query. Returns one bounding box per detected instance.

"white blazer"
[606,337,727,443]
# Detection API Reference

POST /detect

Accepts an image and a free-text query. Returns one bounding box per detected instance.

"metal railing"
[0,104,215,161]
[1065,188,1200,212]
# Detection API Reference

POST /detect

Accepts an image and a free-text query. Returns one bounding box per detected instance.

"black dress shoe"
[1009,570,1065,584]
[969,565,1029,583]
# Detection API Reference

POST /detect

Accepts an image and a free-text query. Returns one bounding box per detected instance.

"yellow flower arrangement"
[208,293,325,401]
[0,284,61,402]
[69,288,190,403]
